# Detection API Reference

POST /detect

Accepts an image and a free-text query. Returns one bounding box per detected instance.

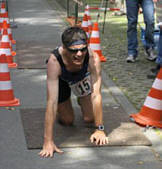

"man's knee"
[128,22,137,30]
[58,114,74,126]
[83,116,94,123]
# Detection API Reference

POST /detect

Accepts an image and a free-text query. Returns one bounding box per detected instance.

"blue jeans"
[156,29,162,66]
[126,0,155,56]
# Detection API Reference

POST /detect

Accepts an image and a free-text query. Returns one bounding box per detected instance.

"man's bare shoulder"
[47,54,61,77]
[48,54,57,64]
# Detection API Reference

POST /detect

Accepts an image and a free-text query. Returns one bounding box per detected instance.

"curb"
[102,70,137,115]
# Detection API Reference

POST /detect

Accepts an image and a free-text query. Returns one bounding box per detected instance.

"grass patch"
[155,129,162,139]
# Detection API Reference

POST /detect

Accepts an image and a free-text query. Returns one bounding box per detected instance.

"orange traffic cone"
[0,54,20,106]
[0,11,9,30]
[0,2,7,15]
[81,13,89,39]
[84,4,92,34]
[0,25,17,68]
[0,2,8,28]
[130,68,162,128]
[1,20,16,48]
[1,15,16,44]
[89,22,106,62]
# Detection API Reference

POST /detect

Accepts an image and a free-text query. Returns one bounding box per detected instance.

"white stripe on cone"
[8,29,11,34]
[85,10,89,15]
[91,31,99,37]
[152,78,162,90]
[0,18,9,24]
[144,96,162,110]
[85,5,92,28]
[85,7,90,16]
[89,44,101,50]
[81,21,88,27]
[0,48,11,55]
[0,63,9,72]
[1,35,9,42]
[1,9,6,13]
[0,81,12,90]
[88,20,92,26]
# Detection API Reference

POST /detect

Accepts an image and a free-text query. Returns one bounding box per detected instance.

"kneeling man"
[39,26,108,158]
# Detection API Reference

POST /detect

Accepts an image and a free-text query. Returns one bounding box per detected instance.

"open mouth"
[73,56,83,63]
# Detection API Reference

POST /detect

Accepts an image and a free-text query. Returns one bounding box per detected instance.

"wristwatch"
[95,125,104,131]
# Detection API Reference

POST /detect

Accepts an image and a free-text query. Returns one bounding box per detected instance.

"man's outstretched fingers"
[105,137,109,144]
[39,150,46,157]
[90,135,95,143]
[99,138,103,145]
[55,146,64,154]
[39,151,51,158]
[95,137,100,145]
[39,151,46,157]
[100,137,106,145]
[45,152,50,158]
[49,151,53,158]
[102,137,109,145]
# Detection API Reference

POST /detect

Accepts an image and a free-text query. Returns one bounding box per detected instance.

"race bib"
[70,74,91,97]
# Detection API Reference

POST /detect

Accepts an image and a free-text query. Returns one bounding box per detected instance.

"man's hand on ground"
[90,130,109,145]
[39,141,63,158]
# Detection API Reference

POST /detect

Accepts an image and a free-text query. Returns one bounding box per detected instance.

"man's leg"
[142,0,155,50]
[142,0,156,61]
[147,30,162,79]
[126,0,139,62]
[156,29,162,66]
[79,94,94,123]
[57,78,74,125]
[57,98,74,125]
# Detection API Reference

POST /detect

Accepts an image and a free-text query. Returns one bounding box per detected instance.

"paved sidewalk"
[0,0,161,169]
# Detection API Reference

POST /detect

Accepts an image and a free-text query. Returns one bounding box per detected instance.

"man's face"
[65,44,88,66]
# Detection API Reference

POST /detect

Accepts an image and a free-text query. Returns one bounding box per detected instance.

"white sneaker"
[145,48,157,61]
[126,55,136,63]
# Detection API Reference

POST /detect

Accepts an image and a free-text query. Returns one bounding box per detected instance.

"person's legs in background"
[141,0,156,61]
[126,0,139,63]
[147,29,162,79]
[156,29,162,66]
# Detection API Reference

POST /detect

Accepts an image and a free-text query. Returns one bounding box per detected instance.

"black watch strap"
[95,125,104,131]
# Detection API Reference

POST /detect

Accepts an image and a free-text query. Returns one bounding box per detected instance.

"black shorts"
[58,78,71,103]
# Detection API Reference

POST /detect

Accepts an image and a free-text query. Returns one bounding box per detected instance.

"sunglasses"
[67,46,88,53]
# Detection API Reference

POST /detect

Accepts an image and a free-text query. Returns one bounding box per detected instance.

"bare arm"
[89,51,103,126]
[39,54,63,158]
[88,49,108,145]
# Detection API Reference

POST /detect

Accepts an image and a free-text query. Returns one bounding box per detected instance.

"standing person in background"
[126,0,156,63]
[147,0,162,79]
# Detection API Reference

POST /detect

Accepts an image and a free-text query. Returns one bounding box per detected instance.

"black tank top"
[52,47,90,85]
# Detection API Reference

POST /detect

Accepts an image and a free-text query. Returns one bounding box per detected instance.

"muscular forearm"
[39,101,63,157]
[44,101,57,142]
[92,94,103,126]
